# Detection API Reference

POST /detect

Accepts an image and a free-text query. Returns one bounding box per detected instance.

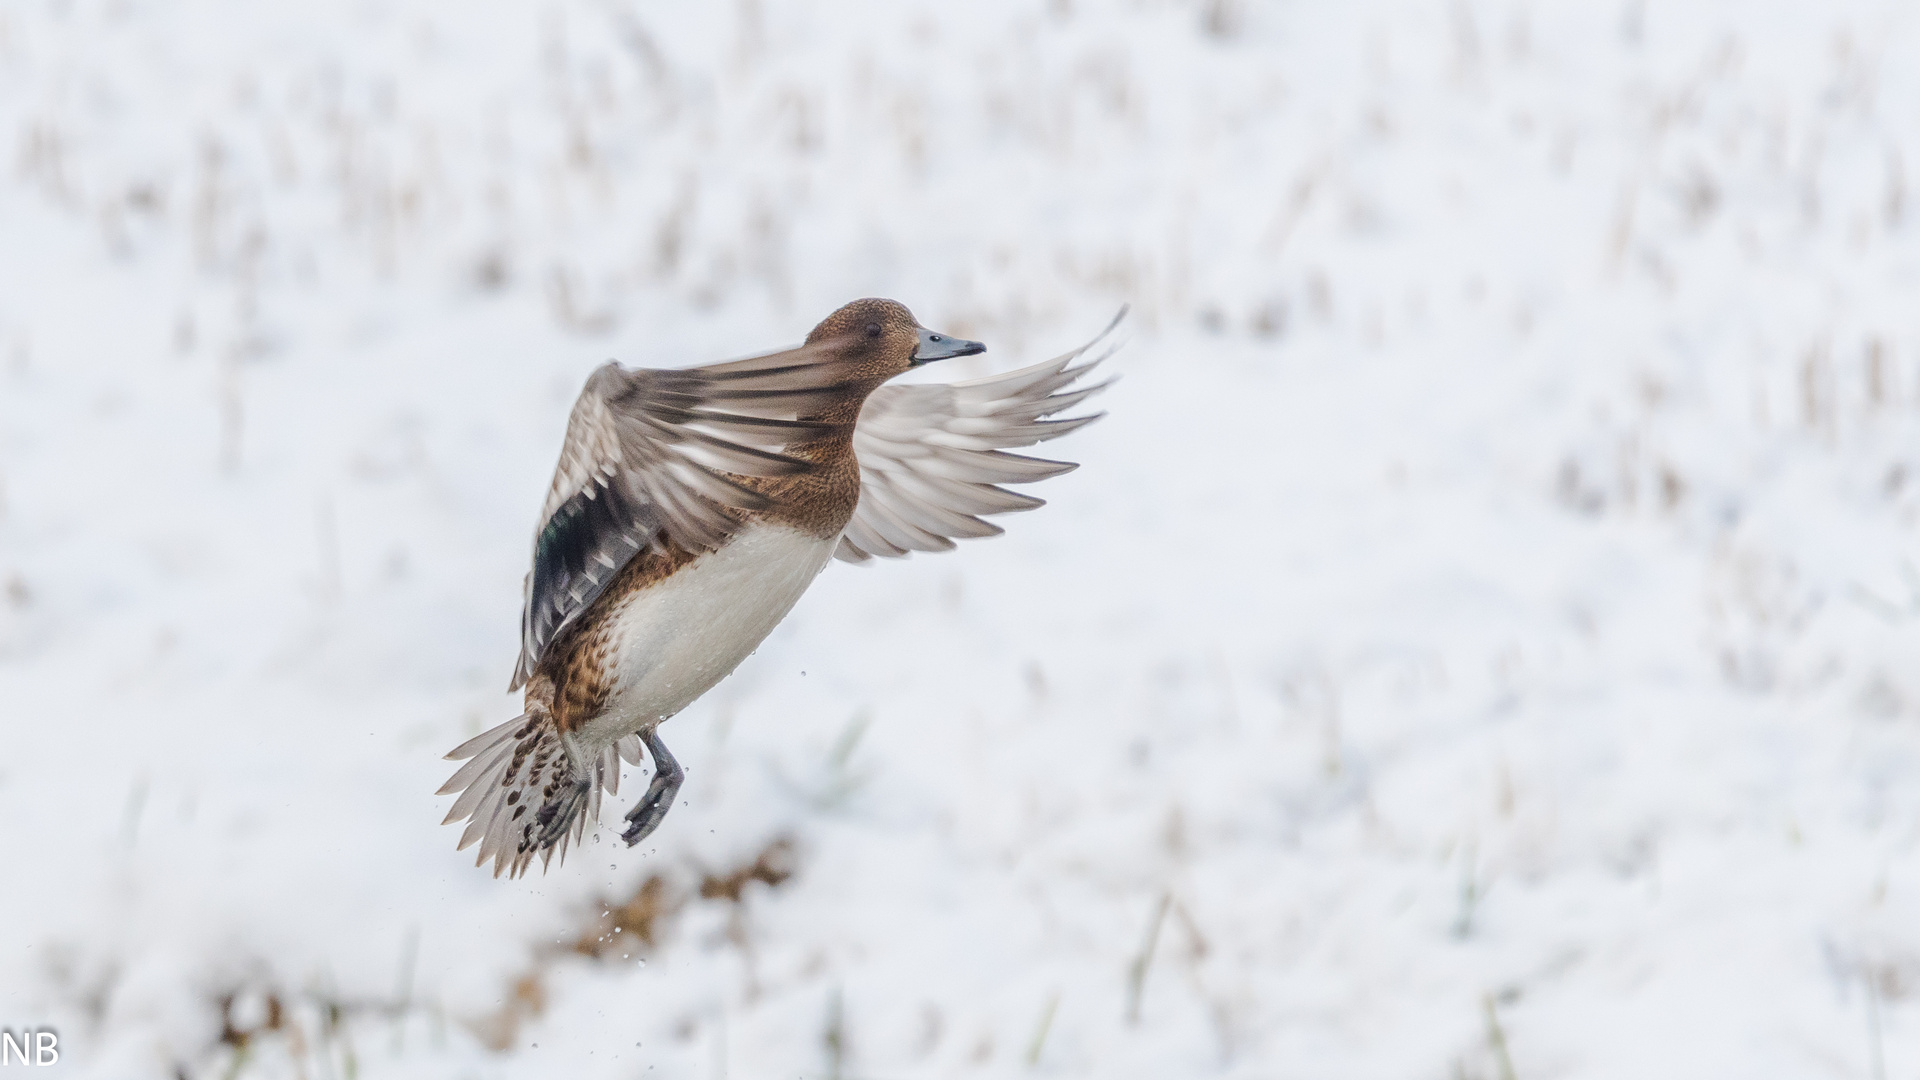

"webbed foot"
[621,729,684,847]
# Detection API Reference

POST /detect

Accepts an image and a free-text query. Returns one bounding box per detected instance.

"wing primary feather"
[838,310,1120,563]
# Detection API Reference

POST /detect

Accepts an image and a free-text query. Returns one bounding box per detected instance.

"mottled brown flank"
[536,543,701,734]
[526,297,933,735]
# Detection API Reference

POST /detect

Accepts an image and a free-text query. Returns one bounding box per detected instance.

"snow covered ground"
[6,0,1920,1075]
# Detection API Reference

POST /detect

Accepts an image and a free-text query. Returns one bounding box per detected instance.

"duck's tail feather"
[438,692,642,878]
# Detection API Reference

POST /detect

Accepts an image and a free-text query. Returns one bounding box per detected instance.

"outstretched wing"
[835,309,1122,563]
[513,347,857,689]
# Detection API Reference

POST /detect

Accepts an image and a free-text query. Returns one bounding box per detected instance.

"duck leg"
[621,728,684,846]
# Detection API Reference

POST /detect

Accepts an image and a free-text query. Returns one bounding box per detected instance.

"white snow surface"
[5,0,1920,1076]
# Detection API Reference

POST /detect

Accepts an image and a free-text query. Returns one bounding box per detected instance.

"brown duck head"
[804,297,984,383]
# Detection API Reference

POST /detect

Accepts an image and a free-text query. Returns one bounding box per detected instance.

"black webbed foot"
[535,776,592,848]
[621,729,684,847]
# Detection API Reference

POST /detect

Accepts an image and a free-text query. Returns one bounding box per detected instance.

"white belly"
[577,523,836,751]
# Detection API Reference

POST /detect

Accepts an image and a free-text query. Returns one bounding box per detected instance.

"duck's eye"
[865,322,882,338]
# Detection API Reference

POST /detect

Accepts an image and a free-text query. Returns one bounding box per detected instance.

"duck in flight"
[438,298,1119,877]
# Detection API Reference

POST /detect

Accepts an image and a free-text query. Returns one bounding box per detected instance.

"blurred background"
[5,0,1920,1076]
